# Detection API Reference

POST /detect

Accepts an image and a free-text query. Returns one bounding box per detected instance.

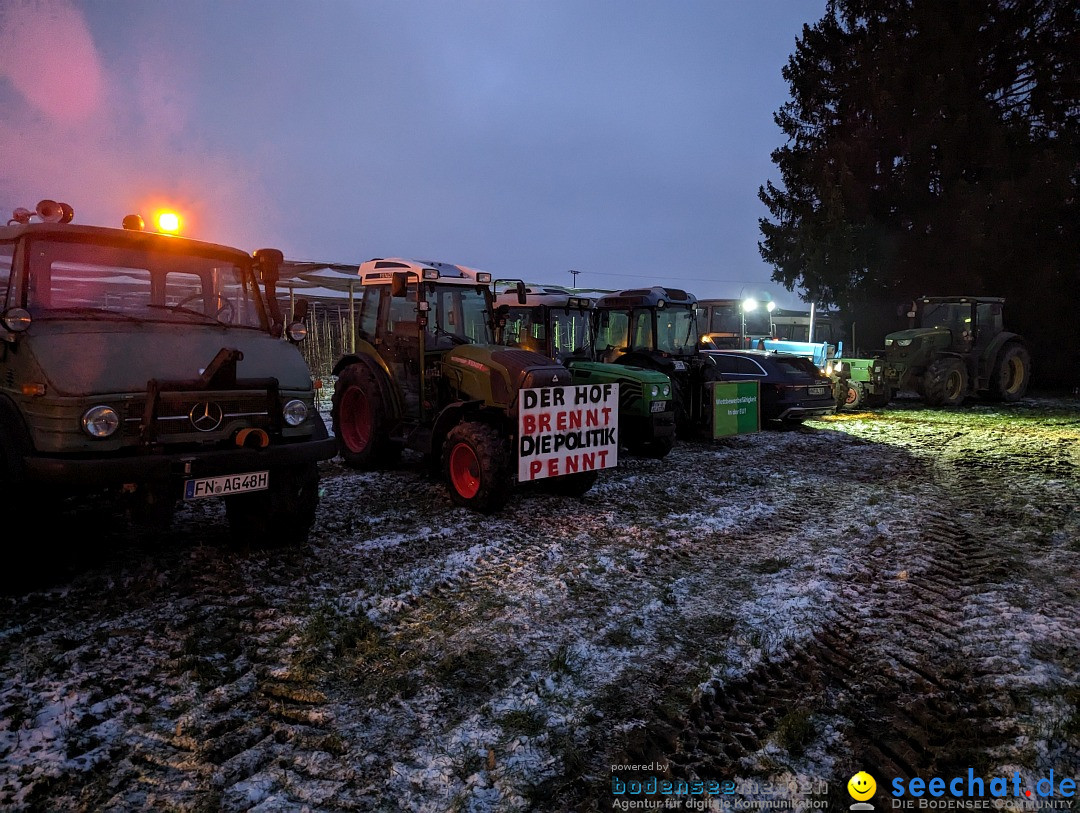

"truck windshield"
[21,238,268,329]
[657,306,698,355]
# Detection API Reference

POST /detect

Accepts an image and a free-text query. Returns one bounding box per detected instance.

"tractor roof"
[595,286,697,309]
[357,257,493,286]
[0,221,251,260]
[492,281,593,310]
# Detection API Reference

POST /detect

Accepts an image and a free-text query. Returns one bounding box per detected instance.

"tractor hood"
[568,360,669,385]
[20,321,313,397]
[885,327,953,350]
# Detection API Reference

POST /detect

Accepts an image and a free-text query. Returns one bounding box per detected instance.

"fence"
[296,303,359,411]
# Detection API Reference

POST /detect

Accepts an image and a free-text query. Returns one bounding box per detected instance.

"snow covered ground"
[1,395,1078,812]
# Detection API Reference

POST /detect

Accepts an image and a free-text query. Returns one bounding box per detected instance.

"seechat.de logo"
[849,771,877,810]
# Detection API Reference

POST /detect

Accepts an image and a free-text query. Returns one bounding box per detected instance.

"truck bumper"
[23,421,338,489]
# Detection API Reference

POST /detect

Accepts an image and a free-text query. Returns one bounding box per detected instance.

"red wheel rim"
[845,387,858,405]
[339,386,372,452]
[448,442,481,499]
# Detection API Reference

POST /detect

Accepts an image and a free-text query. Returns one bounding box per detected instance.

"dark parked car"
[703,349,837,425]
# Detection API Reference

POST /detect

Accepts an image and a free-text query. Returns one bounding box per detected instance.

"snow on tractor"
[880,296,1031,407]
[592,287,721,438]
[493,282,677,458]
[330,259,617,512]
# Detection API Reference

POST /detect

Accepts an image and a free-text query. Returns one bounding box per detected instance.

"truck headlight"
[283,399,308,426]
[287,321,308,342]
[82,405,120,438]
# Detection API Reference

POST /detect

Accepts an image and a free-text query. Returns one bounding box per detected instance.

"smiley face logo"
[848,771,876,801]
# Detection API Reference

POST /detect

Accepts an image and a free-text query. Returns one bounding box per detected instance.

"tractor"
[331,259,615,512]
[593,287,720,437]
[493,282,676,458]
[879,296,1031,406]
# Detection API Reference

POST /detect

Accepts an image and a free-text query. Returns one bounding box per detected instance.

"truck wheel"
[332,363,400,469]
[442,422,512,513]
[844,381,866,409]
[545,469,600,498]
[923,358,967,406]
[225,462,320,548]
[990,343,1031,402]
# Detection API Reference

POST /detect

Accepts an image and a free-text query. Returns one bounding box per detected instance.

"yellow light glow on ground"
[156,211,181,233]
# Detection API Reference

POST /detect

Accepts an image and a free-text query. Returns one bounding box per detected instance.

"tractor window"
[920,303,970,335]
[551,308,591,360]
[501,306,546,353]
[357,286,382,340]
[707,304,740,334]
[657,307,698,355]
[424,284,492,346]
[384,285,419,336]
[632,308,654,350]
[596,310,630,352]
[977,303,1002,335]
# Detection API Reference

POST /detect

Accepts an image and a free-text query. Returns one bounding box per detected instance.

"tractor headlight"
[896,338,913,347]
[826,362,834,376]
[282,399,309,426]
[885,338,894,346]
[82,405,120,438]
[650,384,660,397]
[662,383,671,396]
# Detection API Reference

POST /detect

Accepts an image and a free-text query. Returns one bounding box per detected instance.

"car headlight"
[896,338,913,347]
[282,399,309,426]
[650,384,659,397]
[82,405,120,438]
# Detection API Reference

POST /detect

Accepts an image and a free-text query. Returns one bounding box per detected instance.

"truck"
[493,282,676,458]
[330,260,617,512]
[878,296,1031,406]
[0,199,337,548]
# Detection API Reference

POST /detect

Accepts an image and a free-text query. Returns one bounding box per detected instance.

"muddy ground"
[1,396,1078,812]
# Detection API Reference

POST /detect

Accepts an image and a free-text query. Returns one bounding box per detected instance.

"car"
[701,349,837,425]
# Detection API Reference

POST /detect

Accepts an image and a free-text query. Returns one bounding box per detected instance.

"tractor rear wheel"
[990,343,1031,402]
[844,381,866,409]
[332,362,400,469]
[922,357,967,406]
[442,422,512,513]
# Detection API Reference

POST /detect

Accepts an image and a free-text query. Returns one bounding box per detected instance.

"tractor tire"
[989,343,1031,402]
[844,381,866,409]
[922,357,968,407]
[442,422,512,514]
[332,362,401,470]
[545,469,600,498]
[226,462,320,548]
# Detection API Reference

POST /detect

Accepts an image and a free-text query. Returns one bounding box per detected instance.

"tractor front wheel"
[922,358,968,407]
[844,381,866,409]
[990,343,1031,402]
[442,422,512,513]
[332,363,401,469]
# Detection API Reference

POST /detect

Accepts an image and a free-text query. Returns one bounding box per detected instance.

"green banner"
[711,381,760,438]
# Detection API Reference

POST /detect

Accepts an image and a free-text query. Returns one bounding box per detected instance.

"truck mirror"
[391,271,408,298]
[253,248,284,284]
[516,281,527,305]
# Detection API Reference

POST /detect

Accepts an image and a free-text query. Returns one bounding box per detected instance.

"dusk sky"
[1,0,828,307]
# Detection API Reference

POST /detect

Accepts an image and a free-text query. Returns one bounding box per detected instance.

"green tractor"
[493,282,676,458]
[837,356,893,409]
[879,296,1031,407]
[592,287,720,437]
[331,259,616,512]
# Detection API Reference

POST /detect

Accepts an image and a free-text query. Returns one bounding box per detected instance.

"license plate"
[808,386,828,396]
[650,400,668,413]
[672,361,687,371]
[184,470,269,500]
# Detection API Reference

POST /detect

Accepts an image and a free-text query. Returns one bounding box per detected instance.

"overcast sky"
[0,0,827,307]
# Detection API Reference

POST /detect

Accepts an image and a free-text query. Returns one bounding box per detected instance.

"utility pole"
[568,269,580,288]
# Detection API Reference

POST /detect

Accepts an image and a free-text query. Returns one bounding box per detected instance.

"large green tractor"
[880,296,1031,407]
[493,282,676,458]
[331,260,615,512]
[593,287,720,438]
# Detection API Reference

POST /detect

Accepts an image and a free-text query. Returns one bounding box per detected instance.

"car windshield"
[770,355,821,380]
[657,306,698,355]
[18,237,268,328]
